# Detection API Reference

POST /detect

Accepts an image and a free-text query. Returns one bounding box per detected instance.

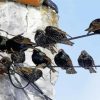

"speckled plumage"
[78,50,96,73]
[54,49,77,74]
[6,35,33,52]
[11,51,25,64]
[85,18,100,34]
[45,26,74,46]
[35,30,57,54]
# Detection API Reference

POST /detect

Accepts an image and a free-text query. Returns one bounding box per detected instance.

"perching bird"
[45,26,74,46]
[35,29,57,54]
[54,49,77,74]
[78,50,96,73]
[32,48,56,72]
[85,18,100,34]
[11,0,58,13]
[11,51,25,64]
[6,35,34,53]
[20,68,43,82]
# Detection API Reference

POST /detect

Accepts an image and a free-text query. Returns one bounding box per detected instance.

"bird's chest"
[55,56,66,66]
[32,54,44,64]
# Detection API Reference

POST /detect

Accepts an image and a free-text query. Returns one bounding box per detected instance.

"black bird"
[35,29,57,54]
[6,35,34,53]
[11,51,25,64]
[54,49,77,74]
[43,0,58,13]
[45,26,74,46]
[32,48,56,72]
[78,50,96,73]
[85,18,100,34]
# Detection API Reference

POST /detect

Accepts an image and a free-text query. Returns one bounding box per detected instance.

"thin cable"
[68,33,99,40]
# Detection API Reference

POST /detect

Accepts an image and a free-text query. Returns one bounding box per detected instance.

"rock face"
[0,2,58,100]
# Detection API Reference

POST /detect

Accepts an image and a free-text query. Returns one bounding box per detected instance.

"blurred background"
[53,0,100,100]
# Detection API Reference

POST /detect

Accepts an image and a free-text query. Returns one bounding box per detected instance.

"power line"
[68,33,100,40]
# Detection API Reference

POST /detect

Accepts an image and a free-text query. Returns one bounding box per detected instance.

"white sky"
[53,0,100,100]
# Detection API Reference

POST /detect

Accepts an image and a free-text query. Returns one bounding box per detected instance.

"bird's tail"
[47,46,57,54]
[89,67,96,73]
[85,27,93,34]
[66,67,77,74]
[61,38,74,46]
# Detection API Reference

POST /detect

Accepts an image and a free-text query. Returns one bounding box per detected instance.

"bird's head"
[85,18,100,34]
[33,48,41,53]
[45,26,52,32]
[81,50,88,56]
[58,49,65,54]
[36,29,45,35]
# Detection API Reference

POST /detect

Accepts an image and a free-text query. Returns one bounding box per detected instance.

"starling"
[78,50,96,73]
[32,48,56,72]
[54,49,77,74]
[35,29,57,54]
[11,51,25,64]
[85,18,100,34]
[6,35,34,53]
[32,48,51,67]
[45,26,74,46]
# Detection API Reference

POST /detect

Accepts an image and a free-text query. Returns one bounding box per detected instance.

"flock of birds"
[0,18,100,84]
[0,1,100,99]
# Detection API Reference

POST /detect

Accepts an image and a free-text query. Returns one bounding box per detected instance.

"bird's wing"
[88,55,95,65]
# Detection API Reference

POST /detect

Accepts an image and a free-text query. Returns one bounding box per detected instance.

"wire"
[68,33,99,40]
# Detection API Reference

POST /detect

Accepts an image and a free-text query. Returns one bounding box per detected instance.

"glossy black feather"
[78,50,96,73]
[54,49,77,74]
[32,48,51,66]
